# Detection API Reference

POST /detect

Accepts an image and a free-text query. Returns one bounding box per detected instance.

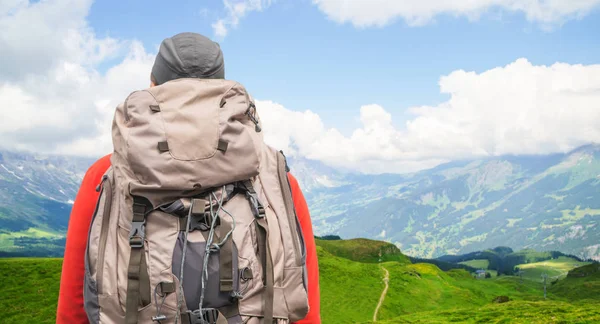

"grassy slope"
[316,239,548,322]
[458,259,489,269]
[458,259,497,276]
[1,239,599,324]
[0,258,62,324]
[317,246,384,323]
[377,301,600,324]
[0,228,63,249]
[516,256,591,281]
[2,250,384,324]
[438,247,593,277]
[377,264,544,321]
[317,239,600,323]
[509,249,554,264]
[550,263,600,302]
[315,238,411,264]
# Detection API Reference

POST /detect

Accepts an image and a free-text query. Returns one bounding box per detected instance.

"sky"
[1,0,600,174]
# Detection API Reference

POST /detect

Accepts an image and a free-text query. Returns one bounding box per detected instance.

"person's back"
[57,32,321,324]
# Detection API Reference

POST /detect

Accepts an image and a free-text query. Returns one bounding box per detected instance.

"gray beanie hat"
[151,32,225,85]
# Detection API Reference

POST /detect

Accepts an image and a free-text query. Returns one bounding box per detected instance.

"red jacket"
[56,154,321,323]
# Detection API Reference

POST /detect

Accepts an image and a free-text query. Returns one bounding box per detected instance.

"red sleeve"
[57,154,112,324]
[288,173,321,324]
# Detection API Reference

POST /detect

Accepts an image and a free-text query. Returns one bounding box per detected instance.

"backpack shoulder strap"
[125,196,152,324]
[237,180,274,324]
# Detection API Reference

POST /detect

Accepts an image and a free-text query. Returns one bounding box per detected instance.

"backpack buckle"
[185,309,219,324]
[189,211,221,231]
[245,192,265,218]
[128,220,146,248]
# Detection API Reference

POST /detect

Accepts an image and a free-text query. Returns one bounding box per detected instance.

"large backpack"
[83,78,309,324]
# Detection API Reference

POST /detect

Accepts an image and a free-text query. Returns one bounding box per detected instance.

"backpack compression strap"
[125,196,152,324]
[239,180,274,324]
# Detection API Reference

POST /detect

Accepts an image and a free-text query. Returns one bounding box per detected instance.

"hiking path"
[373,265,390,322]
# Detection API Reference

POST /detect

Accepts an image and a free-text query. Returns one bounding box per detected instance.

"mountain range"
[0,144,598,259]
[291,144,600,260]
[0,151,95,256]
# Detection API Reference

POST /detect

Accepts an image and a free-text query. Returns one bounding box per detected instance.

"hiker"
[56,32,321,324]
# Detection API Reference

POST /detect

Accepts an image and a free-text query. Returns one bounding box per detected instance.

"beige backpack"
[83,79,309,324]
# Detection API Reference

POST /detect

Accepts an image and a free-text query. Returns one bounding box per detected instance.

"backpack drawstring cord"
[199,189,236,317]
[175,187,237,324]
[174,196,195,324]
[175,186,235,324]
[152,282,168,323]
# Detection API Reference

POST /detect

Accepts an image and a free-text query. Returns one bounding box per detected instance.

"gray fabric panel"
[295,217,307,264]
[302,264,308,293]
[172,232,239,311]
[226,315,243,324]
[294,217,308,291]
[83,246,100,324]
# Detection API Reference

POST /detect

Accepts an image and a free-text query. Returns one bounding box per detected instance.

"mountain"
[0,144,599,260]
[0,150,95,256]
[290,144,600,260]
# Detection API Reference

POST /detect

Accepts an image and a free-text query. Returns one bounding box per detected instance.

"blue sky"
[2,0,600,173]
[86,0,600,134]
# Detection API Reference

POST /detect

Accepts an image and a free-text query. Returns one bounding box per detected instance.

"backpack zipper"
[277,151,303,266]
[95,174,113,295]
[87,176,106,272]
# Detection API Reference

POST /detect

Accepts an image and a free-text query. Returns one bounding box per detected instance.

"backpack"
[83,78,309,324]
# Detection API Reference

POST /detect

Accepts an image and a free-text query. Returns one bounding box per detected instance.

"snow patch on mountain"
[1,164,24,180]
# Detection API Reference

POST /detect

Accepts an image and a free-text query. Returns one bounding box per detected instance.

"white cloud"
[0,0,154,157]
[3,1,600,175]
[312,0,600,28]
[212,0,275,38]
[0,0,122,80]
[257,58,600,174]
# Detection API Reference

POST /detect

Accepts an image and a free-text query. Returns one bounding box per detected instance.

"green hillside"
[0,258,62,323]
[458,259,489,269]
[376,301,600,323]
[317,246,385,323]
[314,240,548,323]
[516,256,589,281]
[550,263,600,302]
[316,237,411,264]
[437,246,594,276]
[1,239,599,323]
[375,264,540,320]
[317,239,600,323]
[458,258,498,277]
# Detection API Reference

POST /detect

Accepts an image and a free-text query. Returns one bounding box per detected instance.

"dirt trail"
[373,266,390,322]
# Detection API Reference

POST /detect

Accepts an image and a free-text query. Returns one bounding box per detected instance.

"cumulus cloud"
[0,0,154,156]
[3,1,600,175]
[0,0,122,80]
[257,58,600,174]
[312,0,600,28]
[212,0,275,37]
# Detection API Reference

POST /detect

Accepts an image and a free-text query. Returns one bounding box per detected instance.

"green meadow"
[516,256,590,281]
[0,238,598,323]
[0,258,62,323]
